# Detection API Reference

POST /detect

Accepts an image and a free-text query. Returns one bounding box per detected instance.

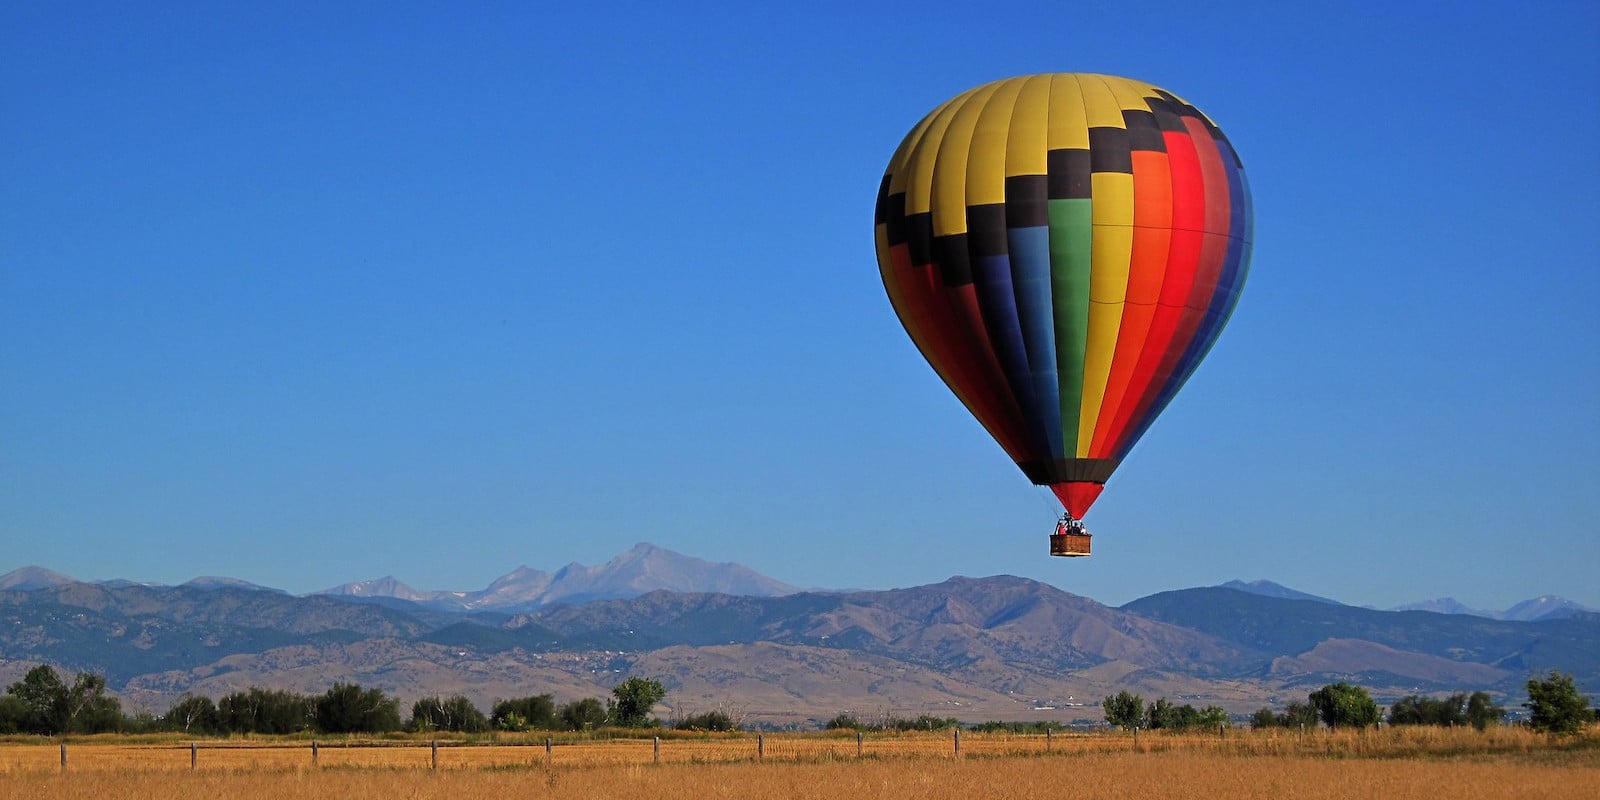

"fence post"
[856,729,863,758]
[953,728,961,758]
[312,740,319,765]
[59,742,66,772]
[431,739,438,770]
[757,732,764,761]
[1133,726,1139,748]
[653,736,660,764]
[191,741,197,770]
[545,737,552,764]
[1046,727,1052,751]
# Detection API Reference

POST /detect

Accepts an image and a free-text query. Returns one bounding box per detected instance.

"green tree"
[7,665,68,734]
[64,672,123,734]
[1251,702,1317,729]
[218,688,313,734]
[492,695,558,731]
[1146,697,1179,729]
[1387,694,1467,727]
[609,677,666,727]
[410,695,487,733]
[162,695,221,735]
[1197,705,1230,728]
[1102,690,1144,730]
[315,683,401,734]
[559,697,609,730]
[1144,698,1223,731]
[1308,682,1379,729]
[0,694,29,734]
[1249,707,1279,730]
[1524,671,1592,735]
[1279,700,1318,728]
[1465,691,1504,731]
[3,667,123,735]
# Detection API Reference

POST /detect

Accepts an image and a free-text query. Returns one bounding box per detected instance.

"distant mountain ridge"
[1502,596,1596,621]
[1121,587,1599,689]
[320,575,460,604]
[1389,597,1494,617]
[316,543,800,611]
[0,566,75,591]
[182,576,287,594]
[1217,580,1340,605]
[1217,578,1594,622]
[3,560,1588,622]
[1388,595,1595,621]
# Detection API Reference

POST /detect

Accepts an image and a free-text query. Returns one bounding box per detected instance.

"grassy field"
[1,727,1595,799]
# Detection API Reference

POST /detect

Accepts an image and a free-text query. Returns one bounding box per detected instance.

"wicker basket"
[1049,532,1092,557]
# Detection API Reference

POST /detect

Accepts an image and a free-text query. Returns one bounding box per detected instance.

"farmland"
[1,726,1596,799]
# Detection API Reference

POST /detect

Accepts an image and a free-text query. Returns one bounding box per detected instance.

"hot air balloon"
[873,74,1252,557]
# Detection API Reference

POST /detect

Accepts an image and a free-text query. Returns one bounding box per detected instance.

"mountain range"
[1386,595,1596,622]
[8,554,1585,623]
[1,548,1594,726]
[318,543,798,612]
[1216,579,1594,621]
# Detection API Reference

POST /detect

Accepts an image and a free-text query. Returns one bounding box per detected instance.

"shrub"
[676,710,736,731]
[887,715,958,732]
[970,720,1067,734]
[1466,692,1505,731]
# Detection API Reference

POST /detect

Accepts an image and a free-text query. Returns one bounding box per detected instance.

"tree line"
[823,713,963,732]
[0,666,669,737]
[1242,672,1590,734]
[1100,692,1229,731]
[1105,672,1592,735]
[3,664,1592,737]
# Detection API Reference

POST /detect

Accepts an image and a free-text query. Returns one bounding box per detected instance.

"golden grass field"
[1,726,1595,799]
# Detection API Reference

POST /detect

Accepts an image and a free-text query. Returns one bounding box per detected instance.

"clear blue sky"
[3,1,1596,611]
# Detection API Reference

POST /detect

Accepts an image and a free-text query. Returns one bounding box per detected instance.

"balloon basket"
[1050,532,1092,557]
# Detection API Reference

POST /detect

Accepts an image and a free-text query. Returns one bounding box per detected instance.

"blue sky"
[3,1,1596,611]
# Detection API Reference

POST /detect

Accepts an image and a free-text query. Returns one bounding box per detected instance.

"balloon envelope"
[873,74,1252,518]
